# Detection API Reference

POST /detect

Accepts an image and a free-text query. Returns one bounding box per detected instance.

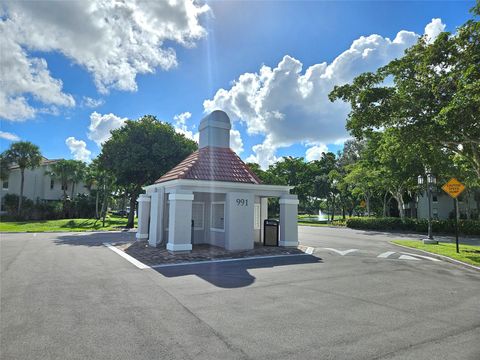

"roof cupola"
[198,110,231,149]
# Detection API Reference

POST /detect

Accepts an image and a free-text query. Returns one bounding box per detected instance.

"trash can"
[264,219,279,246]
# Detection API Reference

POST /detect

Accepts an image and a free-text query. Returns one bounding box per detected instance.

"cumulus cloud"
[0,131,20,142]
[305,144,329,162]
[230,129,244,155]
[0,20,75,121]
[87,111,128,147]
[65,137,91,162]
[424,18,446,43]
[1,0,208,121]
[173,111,197,141]
[205,19,444,168]
[82,97,105,108]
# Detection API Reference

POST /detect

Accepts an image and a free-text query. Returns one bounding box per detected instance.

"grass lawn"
[0,215,137,233]
[392,240,480,266]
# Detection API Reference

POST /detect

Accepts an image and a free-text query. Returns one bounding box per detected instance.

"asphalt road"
[1,228,479,360]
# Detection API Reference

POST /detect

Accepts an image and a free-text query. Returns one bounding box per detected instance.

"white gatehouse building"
[136,110,299,252]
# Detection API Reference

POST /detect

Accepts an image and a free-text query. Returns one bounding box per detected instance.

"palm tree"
[48,160,80,217]
[68,161,86,199]
[4,142,42,214]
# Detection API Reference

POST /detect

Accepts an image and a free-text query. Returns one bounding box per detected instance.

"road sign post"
[441,178,465,254]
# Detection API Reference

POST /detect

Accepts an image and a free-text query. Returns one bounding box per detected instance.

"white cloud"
[305,144,329,162]
[245,136,278,169]
[0,20,75,121]
[230,129,244,155]
[65,137,91,162]
[205,20,442,168]
[0,131,20,142]
[82,97,105,108]
[87,111,128,147]
[425,18,446,43]
[1,0,208,121]
[173,111,197,141]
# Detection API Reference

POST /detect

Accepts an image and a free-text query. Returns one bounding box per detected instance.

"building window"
[192,202,204,230]
[211,202,225,232]
[432,195,438,203]
[254,203,261,230]
[61,183,68,191]
[50,179,54,190]
[433,208,438,219]
[2,181,8,190]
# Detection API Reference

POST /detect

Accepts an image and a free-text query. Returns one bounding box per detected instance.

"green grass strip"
[0,215,137,233]
[391,240,480,266]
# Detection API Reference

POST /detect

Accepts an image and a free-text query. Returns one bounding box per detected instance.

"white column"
[167,191,194,252]
[279,195,299,247]
[136,194,151,240]
[148,190,165,247]
[225,192,254,250]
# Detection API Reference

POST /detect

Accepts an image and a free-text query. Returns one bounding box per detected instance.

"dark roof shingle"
[155,147,262,184]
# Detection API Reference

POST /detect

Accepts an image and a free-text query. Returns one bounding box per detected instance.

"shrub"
[346,217,480,236]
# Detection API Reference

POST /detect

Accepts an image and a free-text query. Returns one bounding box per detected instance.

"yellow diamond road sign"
[441,178,466,199]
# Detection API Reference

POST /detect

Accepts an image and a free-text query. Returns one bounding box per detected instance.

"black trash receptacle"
[264,219,279,246]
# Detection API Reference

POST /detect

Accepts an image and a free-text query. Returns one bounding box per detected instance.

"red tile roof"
[155,147,262,184]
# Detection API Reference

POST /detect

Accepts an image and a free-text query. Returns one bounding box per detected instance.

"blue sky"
[0,0,476,168]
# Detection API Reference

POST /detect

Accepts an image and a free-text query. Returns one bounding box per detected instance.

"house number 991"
[236,199,248,206]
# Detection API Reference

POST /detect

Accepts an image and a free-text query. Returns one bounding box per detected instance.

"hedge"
[346,217,480,236]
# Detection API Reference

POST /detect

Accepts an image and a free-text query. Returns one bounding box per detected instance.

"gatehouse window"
[192,202,204,230]
[211,202,225,232]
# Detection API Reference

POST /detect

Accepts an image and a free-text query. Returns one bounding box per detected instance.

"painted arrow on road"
[323,248,358,256]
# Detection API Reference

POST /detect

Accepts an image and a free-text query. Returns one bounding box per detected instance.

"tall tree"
[4,141,42,214]
[330,6,480,177]
[49,160,84,217]
[99,115,197,228]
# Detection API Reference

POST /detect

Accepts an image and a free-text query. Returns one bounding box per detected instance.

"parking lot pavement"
[1,229,479,360]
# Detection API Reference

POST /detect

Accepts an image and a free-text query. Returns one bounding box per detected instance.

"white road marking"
[305,247,315,255]
[401,252,441,262]
[103,242,150,269]
[323,248,358,256]
[398,254,421,261]
[377,251,396,258]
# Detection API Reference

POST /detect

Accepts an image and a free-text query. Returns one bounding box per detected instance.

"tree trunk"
[392,189,405,220]
[18,168,25,215]
[365,194,371,217]
[61,180,67,218]
[71,182,75,199]
[331,195,336,222]
[100,183,108,227]
[95,190,100,219]
[126,194,137,228]
[383,191,391,217]
[102,195,108,227]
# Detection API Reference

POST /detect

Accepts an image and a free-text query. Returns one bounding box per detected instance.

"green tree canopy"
[99,115,197,228]
[330,7,480,177]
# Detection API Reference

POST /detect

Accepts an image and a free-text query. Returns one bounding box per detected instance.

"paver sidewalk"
[113,241,309,266]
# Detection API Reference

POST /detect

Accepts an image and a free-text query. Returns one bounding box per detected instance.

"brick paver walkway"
[113,241,309,266]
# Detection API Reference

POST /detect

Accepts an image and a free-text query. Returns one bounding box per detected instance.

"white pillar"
[167,192,194,252]
[279,195,299,247]
[260,197,268,243]
[136,194,151,240]
[148,190,165,247]
[225,192,254,250]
